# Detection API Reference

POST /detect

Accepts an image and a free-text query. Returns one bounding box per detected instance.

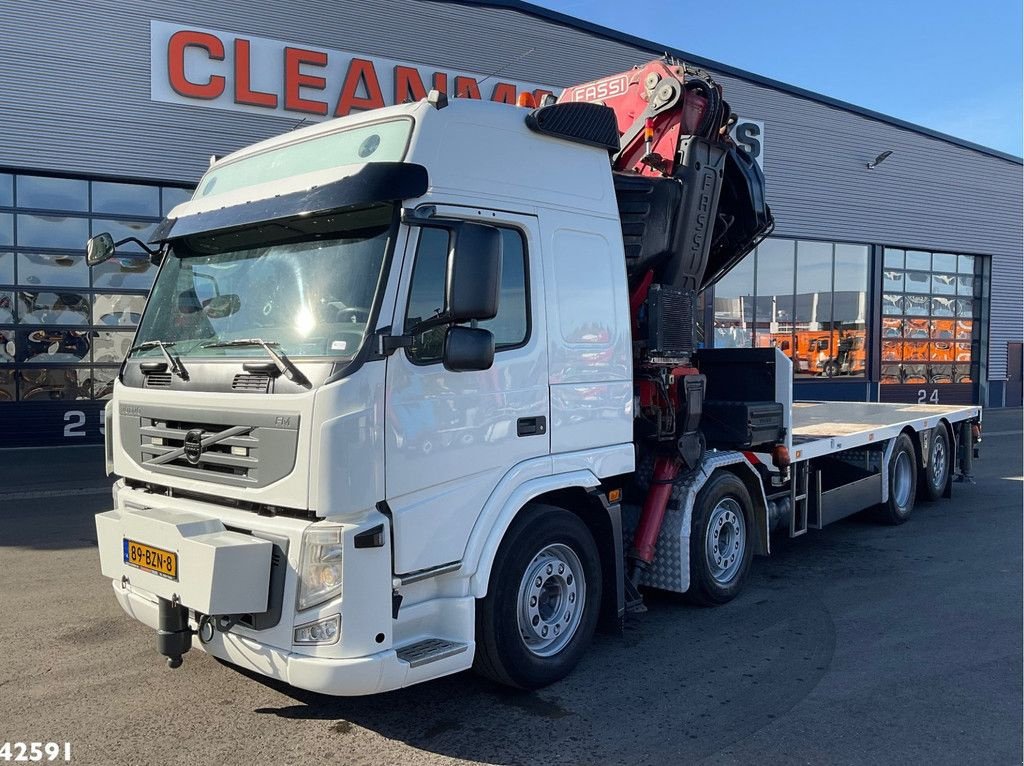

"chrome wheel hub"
[516,543,585,658]
[931,436,947,487]
[893,450,913,508]
[705,499,745,585]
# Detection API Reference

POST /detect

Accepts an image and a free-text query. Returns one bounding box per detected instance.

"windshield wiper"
[127,340,190,381]
[200,338,311,388]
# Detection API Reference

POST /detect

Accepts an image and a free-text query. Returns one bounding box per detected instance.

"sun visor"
[150,162,428,243]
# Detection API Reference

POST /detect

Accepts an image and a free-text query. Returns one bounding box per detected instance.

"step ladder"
[789,462,809,537]
[396,638,468,668]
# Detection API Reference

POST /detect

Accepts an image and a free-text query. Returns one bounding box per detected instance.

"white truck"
[89,60,982,695]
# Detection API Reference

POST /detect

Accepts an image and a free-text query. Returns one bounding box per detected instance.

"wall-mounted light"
[866,150,894,169]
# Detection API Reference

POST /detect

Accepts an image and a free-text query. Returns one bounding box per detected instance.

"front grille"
[139,418,260,484]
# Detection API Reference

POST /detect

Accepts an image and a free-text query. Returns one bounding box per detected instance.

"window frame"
[401,219,532,367]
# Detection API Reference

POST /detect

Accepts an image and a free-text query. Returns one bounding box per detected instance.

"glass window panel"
[932,252,957,273]
[0,368,14,401]
[882,293,903,316]
[954,342,973,363]
[904,271,930,294]
[91,255,157,290]
[93,293,146,326]
[903,342,929,362]
[905,250,931,270]
[92,367,119,399]
[794,241,832,326]
[831,245,868,377]
[17,328,90,364]
[16,176,88,211]
[957,254,975,274]
[17,290,90,324]
[883,248,904,269]
[0,328,14,362]
[930,296,955,317]
[881,340,902,361]
[0,213,12,246]
[955,297,974,317]
[902,364,927,384]
[90,219,157,252]
[882,318,903,338]
[929,341,954,363]
[883,270,904,292]
[713,250,754,348]
[0,290,14,322]
[904,294,929,316]
[929,364,954,384]
[931,273,956,295]
[92,330,134,364]
[904,319,930,339]
[161,187,193,216]
[955,320,974,340]
[17,367,89,401]
[17,252,88,287]
[954,365,973,384]
[930,320,955,339]
[16,214,89,249]
[0,252,13,284]
[956,275,975,295]
[0,173,13,207]
[880,364,902,384]
[477,229,528,349]
[91,182,160,217]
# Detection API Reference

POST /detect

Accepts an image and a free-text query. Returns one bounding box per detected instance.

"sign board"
[150,21,559,121]
[731,118,765,169]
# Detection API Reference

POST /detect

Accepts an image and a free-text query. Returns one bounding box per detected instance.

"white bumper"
[111,583,473,696]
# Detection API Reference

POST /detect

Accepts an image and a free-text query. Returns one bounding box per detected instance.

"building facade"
[1,0,1021,446]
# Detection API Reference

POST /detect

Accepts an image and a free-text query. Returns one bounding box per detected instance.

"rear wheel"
[919,426,950,501]
[474,504,601,689]
[686,471,754,606]
[876,433,918,524]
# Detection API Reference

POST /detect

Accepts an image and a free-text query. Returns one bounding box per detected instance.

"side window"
[404,225,528,364]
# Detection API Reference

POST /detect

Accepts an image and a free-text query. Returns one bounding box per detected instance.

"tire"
[473,504,602,689]
[686,471,754,606]
[919,426,950,502]
[876,432,918,524]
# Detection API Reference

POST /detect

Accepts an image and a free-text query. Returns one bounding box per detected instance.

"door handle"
[517,416,547,437]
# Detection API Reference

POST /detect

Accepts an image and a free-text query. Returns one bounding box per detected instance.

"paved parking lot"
[1,410,1020,765]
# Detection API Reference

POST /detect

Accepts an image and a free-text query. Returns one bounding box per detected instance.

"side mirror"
[443,326,494,372]
[86,233,116,266]
[445,223,501,323]
[203,293,241,319]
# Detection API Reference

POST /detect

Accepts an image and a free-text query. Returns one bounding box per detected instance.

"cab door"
[384,211,548,575]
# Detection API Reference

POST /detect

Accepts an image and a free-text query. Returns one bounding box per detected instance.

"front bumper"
[112,583,416,696]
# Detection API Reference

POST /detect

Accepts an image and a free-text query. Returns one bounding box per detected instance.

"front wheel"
[473,504,602,689]
[686,471,754,606]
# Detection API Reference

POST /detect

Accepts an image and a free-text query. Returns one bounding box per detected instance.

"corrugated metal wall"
[2,0,1020,378]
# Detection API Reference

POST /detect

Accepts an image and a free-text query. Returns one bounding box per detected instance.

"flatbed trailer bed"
[789,401,982,461]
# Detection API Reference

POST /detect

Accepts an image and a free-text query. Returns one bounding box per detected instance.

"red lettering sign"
[335,58,386,117]
[234,39,277,108]
[167,30,225,100]
[284,47,328,116]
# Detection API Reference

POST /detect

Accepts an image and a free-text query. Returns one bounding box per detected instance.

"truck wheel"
[686,472,754,606]
[876,433,917,524]
[474,504,602,689]
[919,426,950,502]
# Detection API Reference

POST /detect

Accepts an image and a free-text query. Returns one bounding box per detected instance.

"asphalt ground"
[1,409,1021,765]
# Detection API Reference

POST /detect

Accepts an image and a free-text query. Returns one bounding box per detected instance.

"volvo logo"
[183,429,204,465]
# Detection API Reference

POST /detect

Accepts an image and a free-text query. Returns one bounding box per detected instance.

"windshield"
[133,206,393,360]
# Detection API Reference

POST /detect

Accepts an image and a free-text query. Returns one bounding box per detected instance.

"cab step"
[396,638,468,668]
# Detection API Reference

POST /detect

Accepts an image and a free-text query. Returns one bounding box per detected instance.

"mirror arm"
[114,236,161,257]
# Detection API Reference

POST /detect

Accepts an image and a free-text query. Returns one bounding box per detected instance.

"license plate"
[123,539,178,580]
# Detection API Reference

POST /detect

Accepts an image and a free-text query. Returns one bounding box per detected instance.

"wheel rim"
[931,434,947,488]
[893,450,913,508]
[516,543,585,658]
[704,498,745,585]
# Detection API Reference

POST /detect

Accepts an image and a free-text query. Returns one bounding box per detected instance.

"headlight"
[296,525,344,611]
[293,614,340,645]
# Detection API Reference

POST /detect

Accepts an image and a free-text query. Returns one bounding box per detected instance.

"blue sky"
[531,0,1023,156]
